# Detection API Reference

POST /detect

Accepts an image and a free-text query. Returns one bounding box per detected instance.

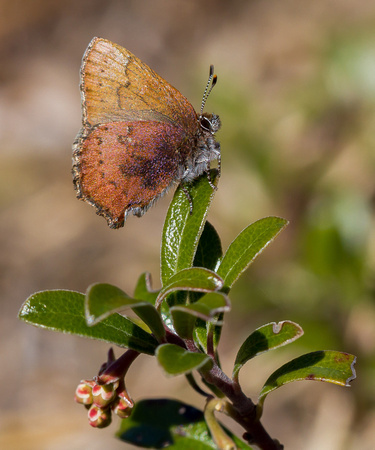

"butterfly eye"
[199,115,214,133]
[199,113,221,135]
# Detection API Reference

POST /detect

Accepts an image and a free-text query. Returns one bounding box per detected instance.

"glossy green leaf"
[258,350,357,407]
[190,221,223,305]
[117,398,252,449]
[193,221,223,271]
[156,344,212,376]
[155,267,224,309]
[85,282,149,320]
[172,292,230,322]
[133,272,159,304]
[18,290,158,354]
[232,321,304,381]
[161,170,219,286]
[217,216,288,290]
[85,283,165,342]
[170,310,197,341]
[171,293,230,339]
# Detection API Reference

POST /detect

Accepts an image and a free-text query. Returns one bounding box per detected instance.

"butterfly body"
[73,37,220,228]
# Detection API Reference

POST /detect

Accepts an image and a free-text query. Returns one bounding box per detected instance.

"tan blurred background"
[1,0,375,448]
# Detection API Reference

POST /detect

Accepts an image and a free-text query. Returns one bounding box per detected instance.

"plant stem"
[202,364,280,449]
[101,349,140,381]
[167,329,281,448]
[180,342,279,449]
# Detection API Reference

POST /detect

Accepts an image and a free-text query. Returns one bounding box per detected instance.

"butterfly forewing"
[81,37,198,132]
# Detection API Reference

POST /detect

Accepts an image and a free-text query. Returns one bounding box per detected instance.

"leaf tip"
[346,355,357,386]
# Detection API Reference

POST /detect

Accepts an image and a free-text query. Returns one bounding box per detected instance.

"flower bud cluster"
[75,376,133,428]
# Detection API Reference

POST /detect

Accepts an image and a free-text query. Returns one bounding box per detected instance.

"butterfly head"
[199,112,221,135]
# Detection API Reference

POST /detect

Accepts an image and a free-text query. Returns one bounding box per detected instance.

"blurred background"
[1,0,374,448]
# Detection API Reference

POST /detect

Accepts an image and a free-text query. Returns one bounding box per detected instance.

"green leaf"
[18,290,158,355]
[156,268,224,309]
[156,344,212,376]
[170,309,197,341]
[85,283,165,342]
[190,221,223,305]
[258,350,357,407]
[134,272,159,304]
[217,216,288,290]
[232,321,304,381]
[193,221,223,271]
[85,282,150,322]
[171,293,230,339]
[133,273,173,331]
[172,292,230,322]
[161,171,219,286]
[117,399,252,449]
[204,398,237,450]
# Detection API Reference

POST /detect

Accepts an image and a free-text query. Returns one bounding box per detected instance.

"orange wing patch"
[75,121,191,228]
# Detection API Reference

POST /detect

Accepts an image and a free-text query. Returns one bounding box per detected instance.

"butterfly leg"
[205,162,218,191]
[181,185,194,215]
[217,152,221,178]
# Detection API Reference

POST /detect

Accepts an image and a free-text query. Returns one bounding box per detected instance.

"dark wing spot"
[119,146,176,191]
[117,135,128,145]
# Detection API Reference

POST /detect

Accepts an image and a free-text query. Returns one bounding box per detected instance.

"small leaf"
[155,267,224,309]
[85,283,165,342]
[217,216,288,290]
[193,221,223,271]
[172,292,230,322]
[117,398,252,449]
[258,350,357,407]
[161,171,219,286]
[133,272,159,304]
[232,321,304,381]
[156,343,212,376]
[86,282,149,322]
[18,290,158,354]
[171,292,230,339]
[131,304,166,343]
[190,221,223,305]
[204,398,237,450]
[169,309,197,341]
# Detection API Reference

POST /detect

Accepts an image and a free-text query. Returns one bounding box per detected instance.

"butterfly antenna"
[200,65,218,115]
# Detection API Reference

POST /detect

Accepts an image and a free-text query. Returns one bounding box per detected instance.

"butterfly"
[72,37,220,229]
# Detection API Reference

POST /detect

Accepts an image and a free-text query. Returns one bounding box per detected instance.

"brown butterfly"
[72,37,220,229]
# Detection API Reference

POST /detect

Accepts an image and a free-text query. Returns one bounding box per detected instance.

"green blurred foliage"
[209,30,375,410]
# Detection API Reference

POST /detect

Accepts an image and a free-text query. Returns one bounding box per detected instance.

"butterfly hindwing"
[74,121,193,228]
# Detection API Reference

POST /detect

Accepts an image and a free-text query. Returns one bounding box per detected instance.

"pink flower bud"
[92,382,117,407]
[88,404,112,428]
[112,395,134,419]
[74,379,95,405]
